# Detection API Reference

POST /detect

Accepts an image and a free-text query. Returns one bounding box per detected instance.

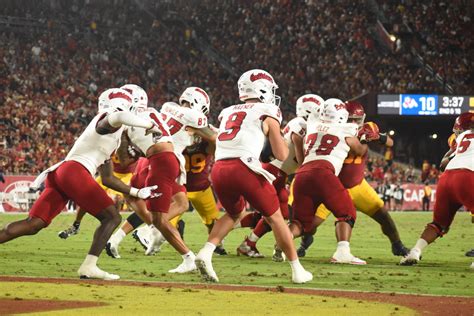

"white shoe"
[195,253,219,282]
[105,240,121,259]
[132,226,151,251]
[169,257,197,274]
[292,269,313,284]
[399,249,421,266]
[331,251,367,265]
[145,229,165,256]
[78,265,120,280]
[470,262,474,269]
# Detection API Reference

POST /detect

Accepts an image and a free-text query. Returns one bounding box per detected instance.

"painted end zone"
[1,277,473,315]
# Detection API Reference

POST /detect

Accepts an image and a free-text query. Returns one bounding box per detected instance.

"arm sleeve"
[107,111,153,129]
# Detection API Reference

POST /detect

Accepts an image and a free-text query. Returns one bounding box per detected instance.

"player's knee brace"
[427,222,449,237]
[127,212,144,229]
[335,216,355,228]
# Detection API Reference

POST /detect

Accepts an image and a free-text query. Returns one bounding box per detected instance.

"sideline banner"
[399,183,436,211]
[1,175,436,212]
[0,175,37,212]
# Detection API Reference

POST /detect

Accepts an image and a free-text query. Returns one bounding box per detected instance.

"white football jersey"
[302,120,358,175]
[65,112,124,175]
[270,116,306,175]
[160,102,208,154]
[127,108,173,155]
[446,130,474,171]
[215,102,282,160]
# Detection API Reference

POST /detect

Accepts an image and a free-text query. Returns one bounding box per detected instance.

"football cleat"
[132,229,150,251]
[105,241,121,259]
[465,249,474,257]
[195,255,219,283]
[169,254,197,274]
[58,225,79,239]
[331,251,367,265]
[78,265,120,281]
[297,247,307,258]
[392,241,410,257]
[399,249,421,266]
[297,234,314,258]
[145,229,166,256]
[470,262,474,269]
[236,238,265,258]
[272,245,286,262]
[214,245,228,256]
[292,269,313,284]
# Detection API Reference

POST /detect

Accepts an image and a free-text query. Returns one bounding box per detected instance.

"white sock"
[82,254,98,267]
[182,251,195,261]
[337,241,350,248]
[200,242,216,258]
[289,258,304,272]
[413,239,428,253]
[113,229,126,243]
[248,232,259,243]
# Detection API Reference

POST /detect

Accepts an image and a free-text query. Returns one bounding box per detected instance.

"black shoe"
[392,241,410,256]
[465,249,474,257]
[214,245,228,256]
[297,246,307,258]
[177,220,185,239]
[58,225,79,239]
[297,234,314,257]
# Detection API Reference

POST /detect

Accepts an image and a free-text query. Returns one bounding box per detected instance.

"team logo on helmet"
[250,73,274,83]
[194,88,210,104]
[302,97,322,105]
[108,91,132,102]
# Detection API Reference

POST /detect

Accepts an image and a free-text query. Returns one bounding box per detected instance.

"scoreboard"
[377,94,474,116]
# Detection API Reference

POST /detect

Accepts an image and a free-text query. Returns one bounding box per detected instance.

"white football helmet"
[120,84,148,110]
[238,69,280,106]
[296,94,324,119]
[320,98,348,124]
[97,88,133,112]
[179,87,210,116]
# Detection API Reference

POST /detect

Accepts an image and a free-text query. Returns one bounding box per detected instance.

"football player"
[401,112,474,268]
[295,101,409,258]
[195,69,313,284]
[289,98,368,264]
[236,94,323,259]
[0,88,162,280]
[106,88,217,260]
[183,136,228,255]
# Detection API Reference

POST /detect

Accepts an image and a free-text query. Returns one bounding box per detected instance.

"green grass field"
[0,211,472,297]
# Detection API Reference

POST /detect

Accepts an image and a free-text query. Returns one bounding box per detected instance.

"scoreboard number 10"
[419,97,436,111]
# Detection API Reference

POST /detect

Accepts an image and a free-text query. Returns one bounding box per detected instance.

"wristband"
[129,187,139,197]
[379,133,388,145]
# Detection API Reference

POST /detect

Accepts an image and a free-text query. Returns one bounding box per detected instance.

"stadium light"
[430,133,438,139]
[389,130,395,136]
[389,35,397,42]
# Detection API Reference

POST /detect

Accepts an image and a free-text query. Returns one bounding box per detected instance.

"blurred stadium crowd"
[1,0,472,181]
